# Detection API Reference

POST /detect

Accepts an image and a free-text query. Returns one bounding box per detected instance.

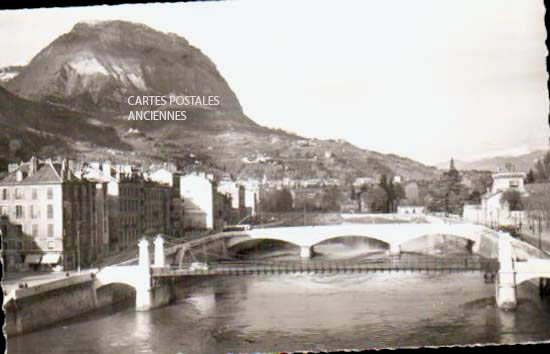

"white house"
[463,170,527,226]
[180,173,216,230]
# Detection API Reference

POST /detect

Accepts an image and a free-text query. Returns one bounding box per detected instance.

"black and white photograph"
[1,0,549,352]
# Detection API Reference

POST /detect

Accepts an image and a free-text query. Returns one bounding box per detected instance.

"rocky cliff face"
[7,21,243,115]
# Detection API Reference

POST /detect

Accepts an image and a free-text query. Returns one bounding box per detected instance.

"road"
[2,269,97,296]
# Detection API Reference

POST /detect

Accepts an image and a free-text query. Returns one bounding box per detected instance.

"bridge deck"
[152,257,499,277]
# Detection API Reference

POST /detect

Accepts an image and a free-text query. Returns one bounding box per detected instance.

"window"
[1,225,7,237]
[48,224,54,238]
[47,205,54,219]
[0,206,7,217]
[15,205,24,219]
[32,224,38,238]
[15,188,23,200]
[30,205,39,219]
[509,180,519,188]
[47,241,54,250]
[32,189,38,200]
[1,189,7,200]
[47,187,53,200]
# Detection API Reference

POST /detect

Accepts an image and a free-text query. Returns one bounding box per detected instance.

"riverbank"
[4,273,135,337]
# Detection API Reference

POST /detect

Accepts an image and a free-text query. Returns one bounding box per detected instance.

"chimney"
[29,156,38,176]
[61,158,67,180]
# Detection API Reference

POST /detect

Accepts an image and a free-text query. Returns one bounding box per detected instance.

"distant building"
[237,179,260,217]
[463,170,527,226]
[358,192,369,213]
[218,179,246,224]
[393,175,403,184]
[81,162,171,252]
[353,177,375,188]
[397,206,425,216]
[180,173,217,230]
[148,167,185,236]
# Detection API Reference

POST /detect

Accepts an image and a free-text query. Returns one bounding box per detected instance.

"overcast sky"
[0,0,547,165]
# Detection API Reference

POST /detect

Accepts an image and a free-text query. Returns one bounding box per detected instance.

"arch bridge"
[95,223,550,311]
[169,223,495,263]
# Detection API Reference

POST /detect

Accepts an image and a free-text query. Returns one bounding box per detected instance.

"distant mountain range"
[0,20,439,182]
[435,150,548,172]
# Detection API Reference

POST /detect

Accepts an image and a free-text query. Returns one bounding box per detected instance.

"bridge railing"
[152,256,498,276]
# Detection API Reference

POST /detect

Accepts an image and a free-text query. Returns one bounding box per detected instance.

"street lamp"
[538,215,542,250]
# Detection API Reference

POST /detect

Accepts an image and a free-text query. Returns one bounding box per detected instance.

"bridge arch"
[226,237,301,250]
[516,274,550,287]
[514,260,550,287]
[94,266,145,292]
[396,232,481,253]
[307,234,392,248]
[309,235,391,255]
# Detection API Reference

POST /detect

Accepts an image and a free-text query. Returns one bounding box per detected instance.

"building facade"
[0,157,101,272]
[463,170,528,226]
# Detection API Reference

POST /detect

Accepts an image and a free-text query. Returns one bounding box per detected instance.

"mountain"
[1,20,439,182]
[436,150,548,172]
[6,21,244,115]
[0,86,128,164]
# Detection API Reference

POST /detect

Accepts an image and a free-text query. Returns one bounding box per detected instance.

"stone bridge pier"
[389,243,401,256]
[136,236,174,312]
[300,246,312,258]
[496,234,517,310]
[96,236,174,312]
[495,232,550,310]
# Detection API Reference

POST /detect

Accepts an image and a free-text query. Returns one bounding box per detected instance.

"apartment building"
[0,157,101,271]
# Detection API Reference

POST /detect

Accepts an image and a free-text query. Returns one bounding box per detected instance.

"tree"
[534,151,550,182]
[368,185,388,213]
[377,174,406,213]
[524,184,550,233]
[500,190,523,211]
[468,190,482,204]
[263,188,293,212]
[428,158,469,215]
[320,186,343,211]
[8,139,23,159]
[526,169,536,184]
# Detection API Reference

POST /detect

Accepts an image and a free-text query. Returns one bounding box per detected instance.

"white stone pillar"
[472,240,481,254]
[138,238,151,268]
[300,246,312,259]
[388,243,401,256]
[496,233,517,310]
[136,238,153,311]
[153,235,165,268]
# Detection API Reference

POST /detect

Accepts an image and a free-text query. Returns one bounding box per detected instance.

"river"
[7,242,550,353]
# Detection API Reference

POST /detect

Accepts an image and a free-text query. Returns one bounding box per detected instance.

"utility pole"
[76,221,81,274]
